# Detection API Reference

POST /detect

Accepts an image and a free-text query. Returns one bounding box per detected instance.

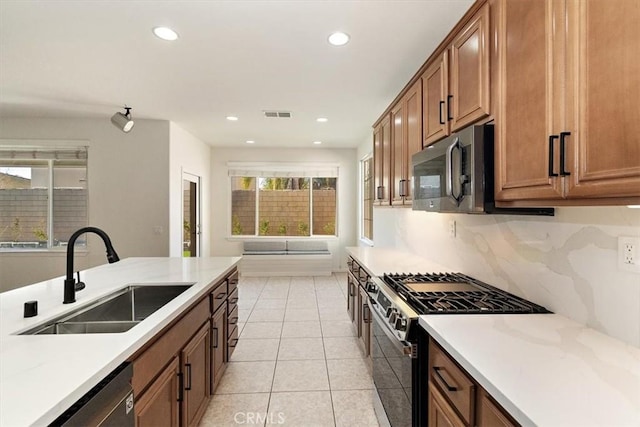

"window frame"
[360,154,374,245]
[0,140,89,252]
[227,163,339,240]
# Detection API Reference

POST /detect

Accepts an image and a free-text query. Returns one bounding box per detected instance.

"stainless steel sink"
[22,283,194,335]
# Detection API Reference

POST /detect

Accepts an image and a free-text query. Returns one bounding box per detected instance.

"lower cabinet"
[130,266,238,427]
[135,358,180,427]
[358,285,371,357]
[428,338,518,427]
[210,303,227,394]
[181,323,210,427]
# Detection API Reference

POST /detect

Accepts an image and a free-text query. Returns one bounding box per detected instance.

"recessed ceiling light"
[226,116,239,121]
[313,141,322,145]
[246,140,255,144]
[316,117,328,123]
[328,32,350,46]
[153,27,179,41]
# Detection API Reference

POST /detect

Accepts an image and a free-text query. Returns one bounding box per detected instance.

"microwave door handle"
[445,138,462,204]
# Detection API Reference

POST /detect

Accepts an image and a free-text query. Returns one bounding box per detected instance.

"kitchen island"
[0,256,240,427]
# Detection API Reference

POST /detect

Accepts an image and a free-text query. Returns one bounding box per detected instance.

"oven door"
[370,301,413,427]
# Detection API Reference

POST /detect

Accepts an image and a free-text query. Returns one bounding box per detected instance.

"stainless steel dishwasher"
[50,362,134,427]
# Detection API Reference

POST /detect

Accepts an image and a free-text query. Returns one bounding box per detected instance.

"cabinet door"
[404,79,423,203]
[135,358,180,427]
[564,0,640,199]
[347,274,357,323]
[450,2,490,132]
[181,323,211,427]
[391,101,405,206]
[428,382,465,427]
[211,304,227,394]
[494,0,565,201]
[423,51,450,146]
[358,286,371,357]
[477,389,517,427]
[373,123,383,206]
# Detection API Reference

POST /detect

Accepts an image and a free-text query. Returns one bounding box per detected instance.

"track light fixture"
[111,106,134,133]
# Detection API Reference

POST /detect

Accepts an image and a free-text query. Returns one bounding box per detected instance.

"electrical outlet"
[618,237,640,273]
[449,220,456,238]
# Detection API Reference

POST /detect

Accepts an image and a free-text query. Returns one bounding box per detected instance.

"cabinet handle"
[376,186,384,200]
[229,297,239,304]
[215,292,226,300]
[559,131,571,176]
[229,338,239,347]
[185,363,192,391]
[446,95,453,121]
[439,100,445,125]
[548,135,559,177]
[433,366,458,392]
[177,372,184,402]
[398,179,407,197]
[212,327,219,349]
[229,316,239,325]
[349,282,356,297]
[363,304,370,323]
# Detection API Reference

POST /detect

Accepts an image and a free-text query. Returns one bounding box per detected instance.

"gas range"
[368,272,549,341]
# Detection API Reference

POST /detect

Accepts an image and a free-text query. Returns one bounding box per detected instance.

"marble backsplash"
[372,206,640,347]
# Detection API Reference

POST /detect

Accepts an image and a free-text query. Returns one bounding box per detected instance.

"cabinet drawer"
[227,305,239,337]
[227,271,238,295]
[210,283,227,314]
[227,325,239,360]
[429,339,475,425]
[227,288,239,315]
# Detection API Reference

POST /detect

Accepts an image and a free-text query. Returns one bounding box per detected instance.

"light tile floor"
[199,273,379,427]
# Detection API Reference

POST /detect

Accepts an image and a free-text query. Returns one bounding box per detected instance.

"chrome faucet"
[63,227,120,304]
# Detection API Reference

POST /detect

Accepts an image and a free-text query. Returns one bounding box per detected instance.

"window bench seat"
[240,240,332,276]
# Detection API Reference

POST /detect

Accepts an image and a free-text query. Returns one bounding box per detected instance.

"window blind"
[227,162,339,178]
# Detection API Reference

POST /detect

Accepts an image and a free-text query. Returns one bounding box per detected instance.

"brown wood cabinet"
[130,266,238,426]
[428,338,518,427]
[495,0,640,204]
[358,285,371,357]
[422,2,490,147]
[135,358,180,427]
[390,80,423,206]
[373,114,392,205]
[181,323,210,427]
[210,303,227,394]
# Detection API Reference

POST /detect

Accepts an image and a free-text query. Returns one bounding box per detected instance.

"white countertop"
[419,314,640,427]
[346,246,640,427]
[0,257,240,427]
[345,246,454,276]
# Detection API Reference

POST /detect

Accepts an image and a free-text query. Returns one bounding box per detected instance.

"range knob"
[395,317,408,332]
[389,310,398,325]
[385,307,395,318]
[366,282,378,293]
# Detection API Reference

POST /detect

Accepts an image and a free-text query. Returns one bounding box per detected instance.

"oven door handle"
[369,300,413,356]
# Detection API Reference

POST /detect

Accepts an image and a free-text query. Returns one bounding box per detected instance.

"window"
[362,156,373,241]
[229,162,338,238]
[0,146,88,250]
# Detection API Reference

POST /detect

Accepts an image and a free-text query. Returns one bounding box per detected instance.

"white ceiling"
[0,0,473,148]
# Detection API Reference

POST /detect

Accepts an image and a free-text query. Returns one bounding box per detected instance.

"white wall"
[169,123,212,257]
[0,118,171,292]
[373,206,640,347]
[209,147,358,271]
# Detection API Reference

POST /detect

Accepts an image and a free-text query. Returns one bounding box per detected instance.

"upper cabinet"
[422,3,491,147]
[373,114,391,205]
[495,0,640,204]
[390,79,423,206]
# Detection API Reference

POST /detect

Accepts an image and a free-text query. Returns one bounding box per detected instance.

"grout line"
[315,274,338,427]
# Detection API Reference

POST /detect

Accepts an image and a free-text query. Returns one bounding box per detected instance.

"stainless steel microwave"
[412,124,554,215]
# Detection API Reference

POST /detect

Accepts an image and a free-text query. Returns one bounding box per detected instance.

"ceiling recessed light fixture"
[246,140,255,144]
[328,31,350,46]
[313,141,322,145]
[316,117,328,123]
[153,26,179,41]
[226,116,239,121]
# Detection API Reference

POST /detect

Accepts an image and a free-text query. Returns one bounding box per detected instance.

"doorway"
[183,172,201,257]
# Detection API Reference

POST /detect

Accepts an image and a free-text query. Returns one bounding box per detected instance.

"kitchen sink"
[21,283,194,335]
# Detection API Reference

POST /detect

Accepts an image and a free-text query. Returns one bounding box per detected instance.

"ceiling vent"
[264,111,292,118]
